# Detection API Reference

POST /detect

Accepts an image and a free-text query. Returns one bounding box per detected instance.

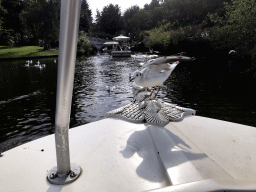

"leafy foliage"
[144,23,186,52]
[144,24,172,49]
[0,0,7,30]
[96,4,122,36]
[79,0,92,32]
[208,0,256,61]
[162,0,229,27]
[77,37,92,55]
[20,0,60,50]
[123,5,140,36]
[1,0,28,45]
[0,0,255,67]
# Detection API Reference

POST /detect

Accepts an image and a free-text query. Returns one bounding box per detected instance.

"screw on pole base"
[47,163,81,185]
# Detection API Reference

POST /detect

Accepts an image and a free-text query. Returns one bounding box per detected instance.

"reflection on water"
[0,54,256,152]
[71,55,137,126]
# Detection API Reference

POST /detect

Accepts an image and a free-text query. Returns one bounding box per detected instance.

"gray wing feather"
[142,56,192,68]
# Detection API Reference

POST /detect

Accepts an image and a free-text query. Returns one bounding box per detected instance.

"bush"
[77,37,93,55]
[143,23,185,52]
[0,29,19,46]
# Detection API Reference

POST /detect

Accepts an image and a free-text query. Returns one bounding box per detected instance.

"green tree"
[123,5,140,35]
[144,0,161,11]
[77,36,92,55]
[131,9,152,34]
[97,4,122,36]
[162,0,230,27]
[1,0,29,45]
[0,0,7,30]
[149,7,164,29]
[209,0,256,59]
[79,0,92,32]
[24,0,60,50]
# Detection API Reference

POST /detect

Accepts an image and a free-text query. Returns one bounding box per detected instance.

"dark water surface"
[0,54,256,152]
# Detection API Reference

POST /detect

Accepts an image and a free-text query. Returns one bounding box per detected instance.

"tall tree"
[97,4,122,35]
[123,5,140,34]
[24,0,60,50]
[145,0,164,29]
[144,0,161,11]
[131,9,152,32]
[92,8,101,32]
[0,0,7,30]
[79,0,92,32]
[162,0,230,27]
[1,0,29,45]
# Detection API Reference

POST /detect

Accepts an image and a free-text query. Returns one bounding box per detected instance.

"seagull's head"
[129,70,142,82]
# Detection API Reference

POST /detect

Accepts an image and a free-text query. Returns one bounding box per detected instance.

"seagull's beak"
[129,73,136,82]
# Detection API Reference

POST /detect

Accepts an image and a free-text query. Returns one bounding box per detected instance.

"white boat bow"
[1,115,256,191]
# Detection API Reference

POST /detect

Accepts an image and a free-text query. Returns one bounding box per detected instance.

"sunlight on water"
[0,54,255,152]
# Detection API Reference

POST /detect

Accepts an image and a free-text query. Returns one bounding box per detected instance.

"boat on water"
[111,35,132,57]
[1,0,256,191]
[102,41,119,53]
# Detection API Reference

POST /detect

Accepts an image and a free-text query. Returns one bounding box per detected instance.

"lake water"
[1,53,256,152]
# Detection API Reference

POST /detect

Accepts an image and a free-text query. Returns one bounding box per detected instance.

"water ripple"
[1,55,256,152]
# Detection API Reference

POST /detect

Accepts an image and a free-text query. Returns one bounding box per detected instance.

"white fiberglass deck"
[1,116,256,191]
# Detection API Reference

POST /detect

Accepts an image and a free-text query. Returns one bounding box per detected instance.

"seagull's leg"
[148,86,156,97]
[153,86,161,99]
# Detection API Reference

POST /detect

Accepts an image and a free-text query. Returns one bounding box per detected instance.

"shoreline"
[0,46,58,61]
[0,55,58,61]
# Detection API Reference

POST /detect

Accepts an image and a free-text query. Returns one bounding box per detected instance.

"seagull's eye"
[136,74,138,76]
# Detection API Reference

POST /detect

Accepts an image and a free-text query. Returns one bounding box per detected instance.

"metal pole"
[47,0,81,185]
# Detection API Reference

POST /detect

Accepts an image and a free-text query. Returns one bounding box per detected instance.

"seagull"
[129,56,193,98]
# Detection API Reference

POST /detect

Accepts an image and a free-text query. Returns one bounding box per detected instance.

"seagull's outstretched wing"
[141,59,155,68]
[142,56,193,68]
[142,57,166,68]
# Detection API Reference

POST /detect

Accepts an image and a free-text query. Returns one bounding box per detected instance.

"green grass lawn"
[0,46,58,58]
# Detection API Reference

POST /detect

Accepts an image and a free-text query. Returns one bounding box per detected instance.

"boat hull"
[111,51,131,57]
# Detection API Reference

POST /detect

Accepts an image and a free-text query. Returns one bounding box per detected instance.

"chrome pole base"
[47,163,81,185]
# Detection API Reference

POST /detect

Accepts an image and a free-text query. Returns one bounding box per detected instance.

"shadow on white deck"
[1,116,256,191]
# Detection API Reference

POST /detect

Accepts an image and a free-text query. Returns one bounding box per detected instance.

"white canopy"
[112,35,130,41]
[103,41,119,45]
